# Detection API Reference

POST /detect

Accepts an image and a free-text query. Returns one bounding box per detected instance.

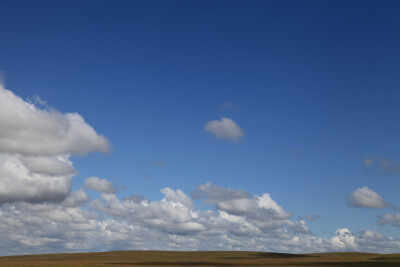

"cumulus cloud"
[0,85,109,156]
[0,84,110,204]
[204,117,244,141]
[348,186,389,208]
[91,188,203,235]
[84,177,116,194]
[330,228,359,251]
[193,183,297,234]
[193,183,291,221]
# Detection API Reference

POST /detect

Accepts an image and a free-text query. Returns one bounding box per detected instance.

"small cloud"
[83,177,116,194]
[348,186,389,208]
[204,117,244,142]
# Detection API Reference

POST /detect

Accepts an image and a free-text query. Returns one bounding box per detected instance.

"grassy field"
[0,251,400,267]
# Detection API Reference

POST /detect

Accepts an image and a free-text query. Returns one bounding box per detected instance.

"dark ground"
[0,251,400,266]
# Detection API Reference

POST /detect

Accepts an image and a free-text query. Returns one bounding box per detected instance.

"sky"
[0,0,400,255]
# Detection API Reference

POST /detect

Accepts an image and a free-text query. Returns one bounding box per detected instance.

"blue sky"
[0,0,400,255]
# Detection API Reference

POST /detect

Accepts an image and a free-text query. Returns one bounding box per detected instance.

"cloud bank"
[1,181,400,256]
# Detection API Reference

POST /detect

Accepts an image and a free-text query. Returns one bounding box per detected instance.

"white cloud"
[348,186,389,208]
[204,117,244,141]
[0,84,109,156]
[91,188,204,235]
[0,154,72,204]
[193,183,291,222]
[0,84,110,204]
[330,228,359,251]
[84,177,116,194]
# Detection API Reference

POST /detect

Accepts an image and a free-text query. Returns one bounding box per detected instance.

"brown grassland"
[0,251,400,267]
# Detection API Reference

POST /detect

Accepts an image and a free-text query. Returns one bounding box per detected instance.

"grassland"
[0,250,400,266]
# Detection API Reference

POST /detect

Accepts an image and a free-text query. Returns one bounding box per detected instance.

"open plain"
[1,251,400,267]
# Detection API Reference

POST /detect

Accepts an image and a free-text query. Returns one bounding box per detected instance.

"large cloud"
[348,186,389,208]
[0,85,109,156]
[204,117,244,141]
[0,84,110,203]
